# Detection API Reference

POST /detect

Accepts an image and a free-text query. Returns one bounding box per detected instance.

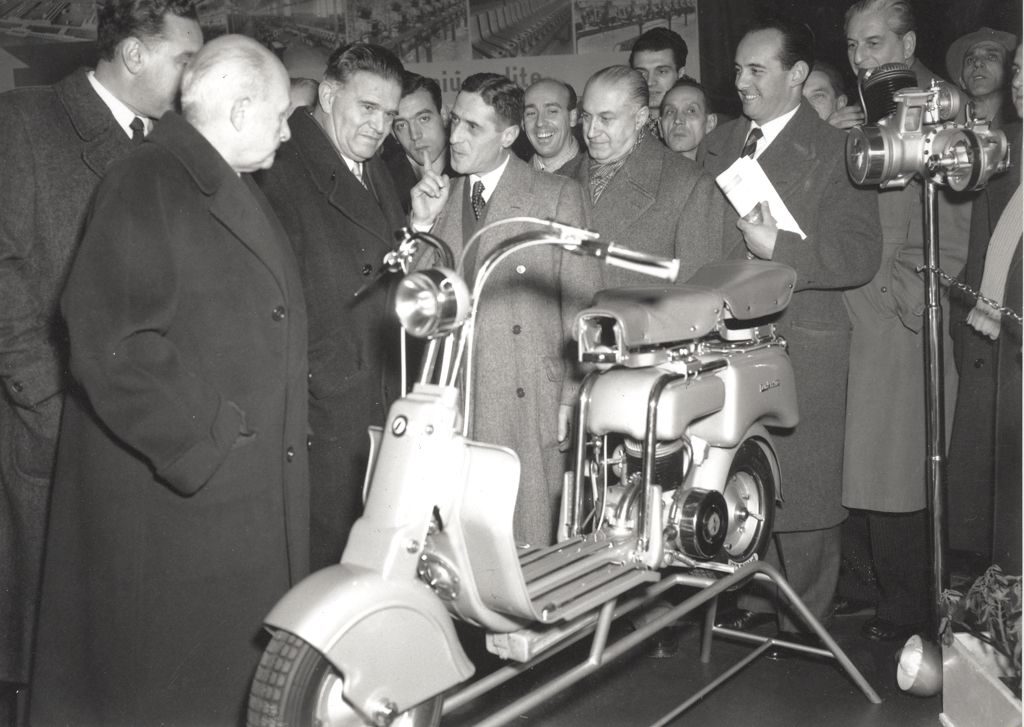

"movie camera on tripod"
[846,62,1010,191]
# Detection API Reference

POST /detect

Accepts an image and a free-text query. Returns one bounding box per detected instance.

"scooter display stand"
[442,561,880,727]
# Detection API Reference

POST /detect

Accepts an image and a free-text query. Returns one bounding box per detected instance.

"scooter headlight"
[394,267,471,338]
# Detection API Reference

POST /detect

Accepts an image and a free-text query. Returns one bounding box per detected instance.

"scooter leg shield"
[264,563,474,715]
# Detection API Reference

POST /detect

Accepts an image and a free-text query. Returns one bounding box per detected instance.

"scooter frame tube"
[441,561,879,727]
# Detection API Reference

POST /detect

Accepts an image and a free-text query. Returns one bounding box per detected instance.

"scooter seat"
[577,260,796,348]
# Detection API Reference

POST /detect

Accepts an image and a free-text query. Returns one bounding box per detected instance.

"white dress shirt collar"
[87,71,149,140]
[469,153,510,204]
[748,103,800,159]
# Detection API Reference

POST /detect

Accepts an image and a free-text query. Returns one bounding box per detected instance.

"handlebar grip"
[603,243,680,282]
[570,238,680,282]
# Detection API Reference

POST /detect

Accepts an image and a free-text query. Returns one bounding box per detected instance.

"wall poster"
[0,0,700,101]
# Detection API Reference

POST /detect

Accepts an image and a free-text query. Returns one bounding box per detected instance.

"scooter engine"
[616,437,687,490]
[613,437,728,560]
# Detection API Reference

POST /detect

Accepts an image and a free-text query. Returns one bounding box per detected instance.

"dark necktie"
[471,180,486,221]
[129,116,145,145]
[741,126,763,158]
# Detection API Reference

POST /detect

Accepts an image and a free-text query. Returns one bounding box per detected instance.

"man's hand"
[410,170,451,230]
[557,403,574,449]
[827,104,865,129]
[736,201,778,259]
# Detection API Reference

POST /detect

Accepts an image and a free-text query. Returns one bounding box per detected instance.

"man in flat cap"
[947,27,1017,128]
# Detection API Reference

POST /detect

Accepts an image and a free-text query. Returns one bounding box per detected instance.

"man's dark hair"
[661,77,712,113]
[461,72,523,128]
[629,27,688,70]
[401,71,443,113]
[96,0,199,61]
[325,42,403,86]
[844,0,916,37]
[811,60,847,98]
[746,15,815,70]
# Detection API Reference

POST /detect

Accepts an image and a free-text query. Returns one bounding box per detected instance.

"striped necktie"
[741,127,763,158]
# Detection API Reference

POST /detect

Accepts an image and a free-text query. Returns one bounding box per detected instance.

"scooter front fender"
[264,563,475,715]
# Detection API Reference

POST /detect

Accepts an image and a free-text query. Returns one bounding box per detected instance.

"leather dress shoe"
[714,607,775,631]
[765,630,822,660]
[832,596,875,617]
[861,617,923,642]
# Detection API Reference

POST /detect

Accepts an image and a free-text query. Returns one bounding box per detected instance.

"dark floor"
[444,606,942,727]
[0,605,948,727]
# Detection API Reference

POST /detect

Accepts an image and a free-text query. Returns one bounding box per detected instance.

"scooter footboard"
[264,563,474,715]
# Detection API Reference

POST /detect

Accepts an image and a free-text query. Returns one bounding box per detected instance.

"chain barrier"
[918,264,1024,326]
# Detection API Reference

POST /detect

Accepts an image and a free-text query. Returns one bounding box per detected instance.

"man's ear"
[317,81,334,115]
[902,30,917,61]
[705,112,718,134]
[440,103,450,124]
[569,108,578,127]
[635,103,650,129]
[120,37,145,75]
[677,66,686,80]
[836,94,848,111]
[500,122,520,149]
[790,60,809,87]
[230,96,250,132]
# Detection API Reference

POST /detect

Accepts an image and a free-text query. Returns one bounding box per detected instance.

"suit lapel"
[589,136,659,233]
[756,103,818,201]
[209,175,288,293]
[289,110,395,250]
[56,69,132,178]
[325,167,393,248]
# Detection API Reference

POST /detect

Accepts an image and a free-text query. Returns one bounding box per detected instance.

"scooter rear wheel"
[721,438,776,565]
[248,629,442,727]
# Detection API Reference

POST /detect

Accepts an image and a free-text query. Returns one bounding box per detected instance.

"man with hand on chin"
[410,73,588,548]
[383,71,455,213]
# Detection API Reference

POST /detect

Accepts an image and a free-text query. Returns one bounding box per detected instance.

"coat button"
[512,324,522,334]
[974,358,985,369]
[286,446,295,462]
[516,387,525,398]
[880,286,887,293]
[306,436,313,450]
[515,264,526,274]
[272,305,286,321]
[361,264,373,276]
[10,381,23,393]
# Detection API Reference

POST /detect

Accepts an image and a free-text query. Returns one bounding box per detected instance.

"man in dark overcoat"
[257,43,406,571]
[0,0,202,695]
[30,36,308,725]
[700,17,881,640]
[410,73,588,547]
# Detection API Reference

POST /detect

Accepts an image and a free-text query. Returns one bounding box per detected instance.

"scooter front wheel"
[248,629,442,727]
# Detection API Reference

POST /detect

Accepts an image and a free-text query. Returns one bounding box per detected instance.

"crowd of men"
[0,0,1020,722]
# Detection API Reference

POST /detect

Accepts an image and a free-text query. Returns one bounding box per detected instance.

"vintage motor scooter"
[247,219,876,727]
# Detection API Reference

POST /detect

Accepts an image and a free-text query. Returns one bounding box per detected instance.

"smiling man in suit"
[699,15,880,648]
[257,42,407,571]
[410,72,588,547]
